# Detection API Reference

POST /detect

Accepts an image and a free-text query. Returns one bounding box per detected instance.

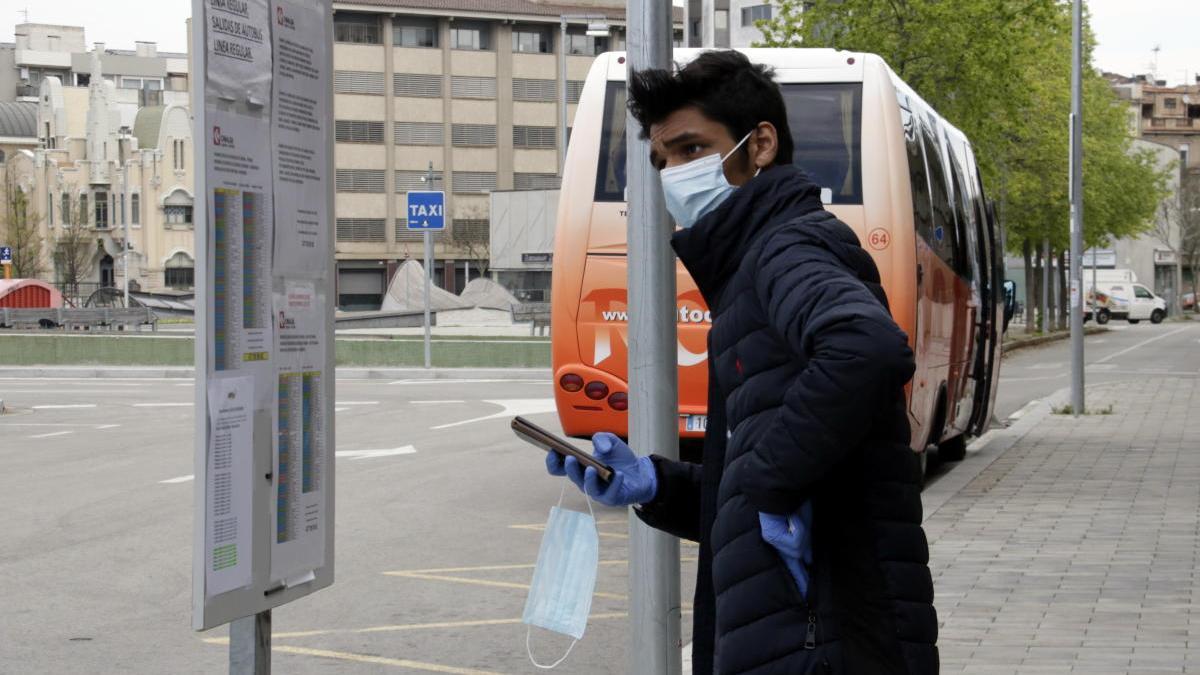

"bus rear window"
[594,81,863,204]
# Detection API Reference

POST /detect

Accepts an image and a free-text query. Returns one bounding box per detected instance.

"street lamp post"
[419,161,439,369]
[1069,0,1085,414]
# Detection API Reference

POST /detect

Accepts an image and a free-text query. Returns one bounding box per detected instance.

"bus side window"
[920,120,958,273]
[902,109,934,249]
[948,148,978,283]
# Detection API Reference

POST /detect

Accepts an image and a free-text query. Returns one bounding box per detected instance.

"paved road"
[0,322,1195,673]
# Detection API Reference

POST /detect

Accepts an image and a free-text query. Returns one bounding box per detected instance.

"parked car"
[1084,283,1167,324]
[1184,292,1196,312]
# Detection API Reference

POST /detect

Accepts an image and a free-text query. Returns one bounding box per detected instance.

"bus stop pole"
[229,610,270,674]
[624,0,683,672]
[1069,0,1085,414]
[424,161,435,369]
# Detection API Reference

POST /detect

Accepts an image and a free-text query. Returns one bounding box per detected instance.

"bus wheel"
[1096,310,1111,325]
[1151,309,1165,324]
[938,435,967,462]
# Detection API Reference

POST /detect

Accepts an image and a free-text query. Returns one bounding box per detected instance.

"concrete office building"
[328,0,681,310]
[682,0,776,49]
[1,23,189,108]
[1,44,195,298]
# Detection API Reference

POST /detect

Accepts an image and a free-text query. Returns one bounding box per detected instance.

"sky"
[1,0,1198,85]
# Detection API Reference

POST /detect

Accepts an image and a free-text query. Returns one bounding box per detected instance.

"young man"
[547,50,937,674]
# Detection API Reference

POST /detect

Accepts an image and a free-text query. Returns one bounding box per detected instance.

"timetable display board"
[191,0,336,631]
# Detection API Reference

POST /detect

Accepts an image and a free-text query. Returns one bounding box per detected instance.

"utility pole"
[1041,238,1050,332]
[559,17,568,176]
[1069,0,1085,414]
[624,0,682,672]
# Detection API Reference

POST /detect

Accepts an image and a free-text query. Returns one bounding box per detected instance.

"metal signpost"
[191,1,336,672]
[1,246,11,280]
[406,183,446,369]
[1069,0,1085,414]
[625,0,683,671]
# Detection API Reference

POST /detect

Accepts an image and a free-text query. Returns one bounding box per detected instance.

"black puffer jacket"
[637,165,938,674]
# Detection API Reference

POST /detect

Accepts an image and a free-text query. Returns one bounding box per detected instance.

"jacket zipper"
[805,612,817,650]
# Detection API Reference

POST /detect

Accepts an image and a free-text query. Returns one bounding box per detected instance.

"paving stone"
[927,378,1199,674]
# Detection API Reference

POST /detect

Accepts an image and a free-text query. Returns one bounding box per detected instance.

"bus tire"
[938,435,967,462]
[1096,310,1111,325]
[1151,309,1165,324]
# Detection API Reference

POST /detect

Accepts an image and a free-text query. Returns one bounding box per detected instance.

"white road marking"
[0,422,113,428]
[132,402,191,408]
[412,400,465,404]
[431,399,558,430]
[1094,326,1191,364]
[97,424,121,429]
[29,431,73,439]
[1026,363,1065,371]
[160,475,195,484]
[31,404,97,410]
[336,446,418,461]
[336,401,380,406]
[335,407,350,413]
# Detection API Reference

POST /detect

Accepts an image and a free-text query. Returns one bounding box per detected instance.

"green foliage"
[755,0,1170,252]
[2,172,46,279]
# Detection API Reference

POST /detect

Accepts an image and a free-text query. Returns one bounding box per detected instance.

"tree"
[449,208,491,280]
[756,0,1170,329]
[1174,173,1200,312]
[1,171,46,279]
[54,197,97,306]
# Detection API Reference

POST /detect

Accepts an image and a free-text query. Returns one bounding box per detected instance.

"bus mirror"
[1002,280,1017,330]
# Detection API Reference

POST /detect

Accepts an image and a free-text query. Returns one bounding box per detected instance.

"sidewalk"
[924,376,1200,673]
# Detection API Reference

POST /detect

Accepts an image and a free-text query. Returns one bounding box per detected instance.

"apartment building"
[1,45,194,298]
[682,0,775,49]
[1,23,189,108]
[329,0,682,309]
[1108,72,1200,174]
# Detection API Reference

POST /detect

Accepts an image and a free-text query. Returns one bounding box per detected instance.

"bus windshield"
[595,81,863,204]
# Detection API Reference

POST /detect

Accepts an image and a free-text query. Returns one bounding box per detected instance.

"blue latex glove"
[544,432,658,507]
[759,500,814,598]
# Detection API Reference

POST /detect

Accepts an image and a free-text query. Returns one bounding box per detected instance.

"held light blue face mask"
[523,488,600,669]
[660,130,756,229]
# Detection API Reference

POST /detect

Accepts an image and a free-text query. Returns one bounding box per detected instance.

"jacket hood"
[671,164,876,301]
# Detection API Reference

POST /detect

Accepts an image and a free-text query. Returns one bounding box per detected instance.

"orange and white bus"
[551,49,1006,461]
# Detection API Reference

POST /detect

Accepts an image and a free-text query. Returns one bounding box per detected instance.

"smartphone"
[511,416,614,483]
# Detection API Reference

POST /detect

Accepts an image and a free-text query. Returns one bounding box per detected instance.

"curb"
[0,366,551,381]
[1001,326,1107,355]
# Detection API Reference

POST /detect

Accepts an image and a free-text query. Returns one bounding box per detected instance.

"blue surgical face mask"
[523,490,599,669]
[661,130,756,229]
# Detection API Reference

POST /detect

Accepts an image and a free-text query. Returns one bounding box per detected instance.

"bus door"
[969,199,1004,435]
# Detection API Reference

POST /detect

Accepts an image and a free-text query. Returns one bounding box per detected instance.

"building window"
[395,122,444,146]
[46,192,53,227]
[335,169,386,193]
[452,218,490,242]
[451,76,497,99]
[62,194,72,225]
[394,73,443,98]
[164,252,195,289]
[451,124,498,147]
[567,80,585,104]
[131,194,140,225]
[94,191,109,228]
[1164,98,1177,110]
[335,218,386,243]
[513,125,557,149]
[512,25,552,53]
[119,192,125,225]
[79,194,89,226]
[121,76,163,91]
[565,27,608,56]
[335,120,386,144]
[449,21,491,50]
[165,205,194,225]
[394,18,438,47]
[452,172,497,194]
[334,70,386,95]
[173,139,185,171]
[334,12,381,44]
[514,173,560,190]
[512,78,556,102]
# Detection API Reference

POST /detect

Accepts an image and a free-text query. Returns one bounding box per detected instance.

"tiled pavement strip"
[923,377,1200,674]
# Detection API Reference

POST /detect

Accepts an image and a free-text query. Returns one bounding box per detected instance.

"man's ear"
[752,122,779,169]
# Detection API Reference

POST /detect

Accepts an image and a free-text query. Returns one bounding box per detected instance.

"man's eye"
[685,144,704,156]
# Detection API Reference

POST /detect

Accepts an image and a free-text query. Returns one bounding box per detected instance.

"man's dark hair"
[627,50,794,165]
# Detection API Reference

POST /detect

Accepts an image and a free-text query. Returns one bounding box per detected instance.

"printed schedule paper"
[205,376,255,598]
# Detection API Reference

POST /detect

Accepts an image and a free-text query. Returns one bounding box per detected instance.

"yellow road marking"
[386,558,698,576]
[384,571,627,600]
[508,523,629,539]
[272,645,504,674]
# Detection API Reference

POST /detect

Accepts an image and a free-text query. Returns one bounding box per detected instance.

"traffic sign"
[0,246,11,265]
[406,191,445,231]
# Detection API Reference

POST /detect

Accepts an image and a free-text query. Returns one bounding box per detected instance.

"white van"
[1087,281,1168,324]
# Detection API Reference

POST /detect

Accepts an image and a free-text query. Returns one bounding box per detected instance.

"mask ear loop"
[525,485,598,670]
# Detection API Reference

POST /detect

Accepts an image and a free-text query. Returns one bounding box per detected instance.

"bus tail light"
[584,382,609,400]
[608,392,628,411]
[560,374,584,392]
